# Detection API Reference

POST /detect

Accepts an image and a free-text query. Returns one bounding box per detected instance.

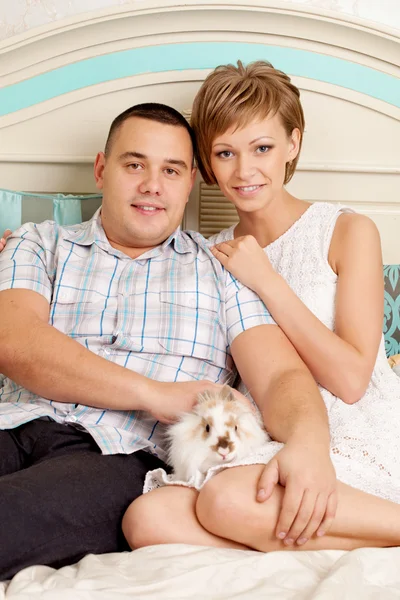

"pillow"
[383,265,400,357]
[0,188,102,232]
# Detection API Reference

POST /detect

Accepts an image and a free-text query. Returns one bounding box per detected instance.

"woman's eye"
[256,145,270,154]
[205,424,210,433]
[218,151,233,159]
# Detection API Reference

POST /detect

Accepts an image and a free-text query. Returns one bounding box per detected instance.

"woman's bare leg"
[196,465,400,551]
[122,485,249,550]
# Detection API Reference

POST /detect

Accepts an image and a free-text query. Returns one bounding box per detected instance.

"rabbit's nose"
[218,436,230,449]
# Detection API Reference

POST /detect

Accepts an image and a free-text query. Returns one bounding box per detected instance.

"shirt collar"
[62,208,102,246]
[63,208,192,257]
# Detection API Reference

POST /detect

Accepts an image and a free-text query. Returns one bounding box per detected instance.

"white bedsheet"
[1,545,400,599]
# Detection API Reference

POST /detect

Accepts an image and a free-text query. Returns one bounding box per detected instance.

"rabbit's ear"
[221,385,235,402]
[197,389,214,404]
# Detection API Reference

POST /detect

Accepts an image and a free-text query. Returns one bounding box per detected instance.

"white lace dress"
[144,202,400,502]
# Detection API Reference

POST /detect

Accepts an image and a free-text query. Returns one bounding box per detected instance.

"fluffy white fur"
[167,387,269,481]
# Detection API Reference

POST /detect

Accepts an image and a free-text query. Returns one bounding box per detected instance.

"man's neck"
[107,239,157,259]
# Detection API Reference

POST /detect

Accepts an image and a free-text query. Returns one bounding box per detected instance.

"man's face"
[95,117,196,257]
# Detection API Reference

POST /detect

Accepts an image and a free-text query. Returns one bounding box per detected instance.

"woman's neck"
[234,193,311,248]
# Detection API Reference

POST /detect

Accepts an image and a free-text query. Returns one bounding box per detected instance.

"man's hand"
[257,438,337,546]
[144,380,252,424]
[0,230,12,252]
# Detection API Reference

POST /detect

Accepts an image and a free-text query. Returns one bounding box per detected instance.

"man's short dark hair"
[104,103,197,162]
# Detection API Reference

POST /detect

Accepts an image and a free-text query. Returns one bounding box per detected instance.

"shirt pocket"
[159,280,226,368]
[50,269,115,336]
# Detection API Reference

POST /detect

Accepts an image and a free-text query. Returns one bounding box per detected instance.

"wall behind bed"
[1,0,399,39]
[0,0,399,262]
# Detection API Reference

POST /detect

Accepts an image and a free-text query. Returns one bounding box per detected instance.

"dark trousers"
[0,418,167,581]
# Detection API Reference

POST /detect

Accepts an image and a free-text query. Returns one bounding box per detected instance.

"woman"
[122,60,400,553]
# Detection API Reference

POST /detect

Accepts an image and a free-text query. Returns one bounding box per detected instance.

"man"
[0,104,336,580]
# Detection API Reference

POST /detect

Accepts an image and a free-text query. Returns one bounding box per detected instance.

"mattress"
[2,544,400,599]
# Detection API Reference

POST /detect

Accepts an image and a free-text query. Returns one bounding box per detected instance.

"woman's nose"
[235,156,256,181]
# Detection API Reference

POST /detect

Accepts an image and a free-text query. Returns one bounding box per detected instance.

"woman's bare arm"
[212,214,383,404]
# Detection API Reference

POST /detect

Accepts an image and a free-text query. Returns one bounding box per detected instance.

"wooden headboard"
[1,0,399,261]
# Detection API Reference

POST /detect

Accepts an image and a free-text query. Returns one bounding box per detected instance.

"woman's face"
[210,113,300,213]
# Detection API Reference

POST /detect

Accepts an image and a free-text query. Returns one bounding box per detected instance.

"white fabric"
[146,202,400,502]
[2,545,400,599]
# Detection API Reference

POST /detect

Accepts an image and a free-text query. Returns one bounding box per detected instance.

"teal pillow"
[0,188,102,232]
[384,265,400,357]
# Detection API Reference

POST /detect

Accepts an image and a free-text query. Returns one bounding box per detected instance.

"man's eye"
[165,168,178,175]
[128,163,142,170]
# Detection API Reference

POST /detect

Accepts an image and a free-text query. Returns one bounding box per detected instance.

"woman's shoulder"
[332,212,380,249]
[329,211,382,272]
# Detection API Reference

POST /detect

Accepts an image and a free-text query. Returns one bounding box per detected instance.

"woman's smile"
[232,184,266,197]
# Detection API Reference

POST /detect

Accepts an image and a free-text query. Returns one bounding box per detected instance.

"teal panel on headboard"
[0,42,399,117]
[0,190,22,233]
[0,189,102,232]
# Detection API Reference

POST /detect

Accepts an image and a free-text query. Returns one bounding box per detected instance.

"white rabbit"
[167,386,269,482]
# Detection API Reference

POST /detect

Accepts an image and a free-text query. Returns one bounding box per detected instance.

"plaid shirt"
[0,209,274,459]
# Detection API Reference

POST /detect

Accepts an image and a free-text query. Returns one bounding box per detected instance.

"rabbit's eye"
[235,425,238,432]
[205,424,210,433]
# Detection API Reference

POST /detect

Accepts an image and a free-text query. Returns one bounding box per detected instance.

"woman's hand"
[0,230,12,252]
[211,236,275,295]
[257,437,338,546]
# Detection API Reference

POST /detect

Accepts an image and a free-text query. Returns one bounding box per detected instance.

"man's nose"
[138,171,162,195]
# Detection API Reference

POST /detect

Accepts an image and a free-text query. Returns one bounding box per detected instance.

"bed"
[1,0,400,597]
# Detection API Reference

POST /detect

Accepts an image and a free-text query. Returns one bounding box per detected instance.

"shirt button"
[69,415,77,423]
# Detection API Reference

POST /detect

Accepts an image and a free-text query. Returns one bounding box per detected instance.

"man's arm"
[0,289,219,422]
[231,324,337,545]
[0,289,151,410]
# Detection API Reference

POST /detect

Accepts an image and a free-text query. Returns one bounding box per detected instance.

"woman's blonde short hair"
[191,60,305,185]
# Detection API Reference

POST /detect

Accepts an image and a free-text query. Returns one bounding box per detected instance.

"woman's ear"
[288,128,301,162]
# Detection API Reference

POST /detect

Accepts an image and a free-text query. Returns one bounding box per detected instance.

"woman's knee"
[196,467,283,545]
[196,474,239,534]
[122,487,199,550]
[122,495,149,549]
[122,492,170,549]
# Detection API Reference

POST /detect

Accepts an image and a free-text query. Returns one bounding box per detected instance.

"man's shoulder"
[176,229,229,282]
[177,229,215,258]
[180,229,209,248]
[180,228,233,254]
[16,217,94,249]
[207,226,235,246]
